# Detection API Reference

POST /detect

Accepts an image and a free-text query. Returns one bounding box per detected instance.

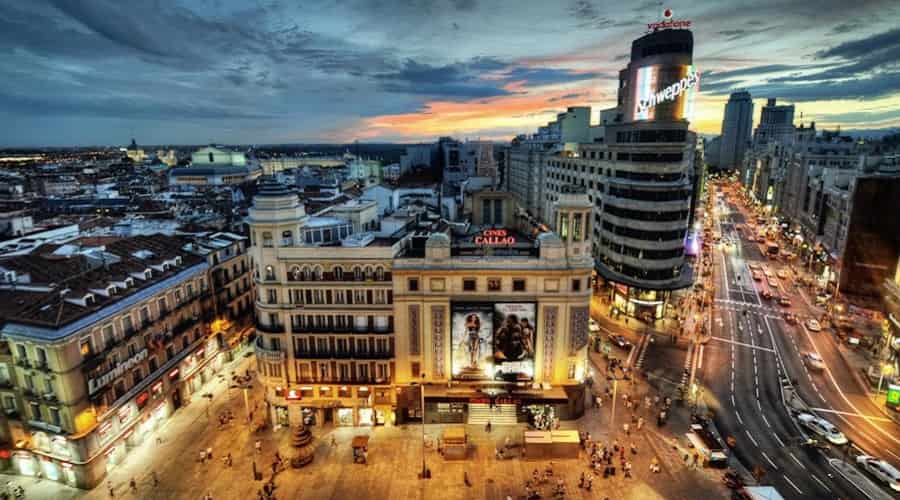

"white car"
[805,319,822,332]
[797,413,847,445]
[776,269,789,280]
[803,352,825,371]
[856,455,900,492]
[589,318,601,334]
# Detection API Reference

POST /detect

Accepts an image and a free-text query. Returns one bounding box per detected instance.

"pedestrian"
[644,396,651,409]
[225,452,233,467]
[200,449,207,463]
[637,417,644,431]
[204,492,213,500]
[624,461,632,478]
[156,436,163,445]
[654,395,660,406]
[330,435,337,447]
[129,477,137,492]
[207,446,213,461]
[486,420,492,433]
[579,471,585,489]
[255,440,262,453]
[151,471,159,487]
[623,422,630,435]
[108,482,115,499]
[585,475,593,491]
[275,451,281,463]
[630,442,638,455]
[464,471,472,487]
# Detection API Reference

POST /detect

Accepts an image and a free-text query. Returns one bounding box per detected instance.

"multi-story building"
[169,146,262,187]
[0,235,233,488]
[720,91,753,172]
[507,135,556,221]
[248,182,593,428]
[541,27,698,319]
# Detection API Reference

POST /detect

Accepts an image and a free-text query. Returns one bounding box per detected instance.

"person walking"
[129,478,137,493]
[151,471,159,487]
[464,471,472,487]
[637,417,644,431]
[330,435,337,447]
[623,422,630,435]
[206,446,213,461]
[255,440,262,453]
[107,482,115,499]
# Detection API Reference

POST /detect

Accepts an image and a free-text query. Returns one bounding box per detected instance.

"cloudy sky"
[2,0,899,147]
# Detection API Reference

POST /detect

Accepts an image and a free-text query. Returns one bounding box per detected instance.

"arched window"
[262,232,273,248]
[302,266,312,281]
[353,266,363,281]
[334,266,344,281]
[314,266,323,280]
[375,266,385,281]
[265,265,275,281]
[365,266,374,280]
[290,266,302,281]
[281,230,293,246]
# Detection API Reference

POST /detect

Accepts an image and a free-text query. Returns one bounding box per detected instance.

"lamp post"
[417,373,428,479]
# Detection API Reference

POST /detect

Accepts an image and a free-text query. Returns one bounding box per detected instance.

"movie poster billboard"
[451,304,494,380]
[450,303,536,381]
[492,303,536,381]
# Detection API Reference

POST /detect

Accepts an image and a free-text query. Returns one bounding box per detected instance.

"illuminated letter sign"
[636,68,700,116]
[474,229,516,246]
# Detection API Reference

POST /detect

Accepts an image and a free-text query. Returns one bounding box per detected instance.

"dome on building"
[256,179,295,198]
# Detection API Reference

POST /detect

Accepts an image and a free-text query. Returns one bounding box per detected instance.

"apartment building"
[0,235,229,488]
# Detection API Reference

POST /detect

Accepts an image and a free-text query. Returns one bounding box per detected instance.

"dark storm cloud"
[708,71,900,102]
[374,58,599,99]
[703,64,828,83]
[816,27,900,60]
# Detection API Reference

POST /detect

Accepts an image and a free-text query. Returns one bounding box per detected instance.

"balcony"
[254,341,285,364]
[42,393,58,403]
[293,350,334,360]
[173,316,200,336]
[33,360,50,372]
[14,358,30,369]
[256,321,285,334]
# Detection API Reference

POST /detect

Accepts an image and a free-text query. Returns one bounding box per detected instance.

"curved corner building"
[544,28,697,320]
[600,28,696,318]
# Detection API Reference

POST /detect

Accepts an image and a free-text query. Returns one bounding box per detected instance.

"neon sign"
[636,68,700,116]
[474,229,516,246]
[647,8,692,32]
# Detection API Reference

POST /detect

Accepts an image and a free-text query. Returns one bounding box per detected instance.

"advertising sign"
[633,64,699,122]
[451,303,536,381]
[492,303,536,380]
[887,384,900,407]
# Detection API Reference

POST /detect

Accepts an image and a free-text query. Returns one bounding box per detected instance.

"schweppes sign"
[636,68,700,116]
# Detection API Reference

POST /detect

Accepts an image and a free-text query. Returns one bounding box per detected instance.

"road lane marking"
[773,433,786,447]
[761,451,778,469]
[806,407,893,423]
[757,400,762,411]
[811,474,830,493]
[783,475,802,494]
[788,452,807,470]
[731,395,736,406]
[761,414,771,428]
[708,336,776,353]
[697,345,704,370]
[735,411,743,425]
[745,430,759,447]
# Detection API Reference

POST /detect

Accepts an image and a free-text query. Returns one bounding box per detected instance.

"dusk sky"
[2,0,899,147]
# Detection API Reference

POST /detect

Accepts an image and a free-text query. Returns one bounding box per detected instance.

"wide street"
[697,181,900,499]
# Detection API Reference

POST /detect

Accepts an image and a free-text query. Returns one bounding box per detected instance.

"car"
[761,290,773,300]
[856,455,900,492]
[607,334,632,350]
[764,269,774,277]
[778,297,791,307]
[784,313,799,325]
[767,278,780,289]
[776,269,789,280]
[805,319,822,332]
[797,413,847,445]
[748,262,762,271]
[589,318,601,334]
[803,352,825,371]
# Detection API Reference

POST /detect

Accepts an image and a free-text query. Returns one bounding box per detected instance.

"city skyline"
[2,0,900,147]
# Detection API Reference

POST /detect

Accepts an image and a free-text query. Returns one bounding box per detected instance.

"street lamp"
[414,373,429,479]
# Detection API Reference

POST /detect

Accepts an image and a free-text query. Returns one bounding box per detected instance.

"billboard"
[633,64,699,122]
[450,303,536,381]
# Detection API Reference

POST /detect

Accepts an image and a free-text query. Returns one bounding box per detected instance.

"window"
[102,325,115,347]
[80,339,93,357]
[572,279,581,292]
[265,265,276,281]
[408,278,419,292]
[487,278,501,292]
[30,402,40,421]
[281,230,293,246]
[334,267,343,280]
[262,232,273,247]
[513,279,526,292]
[463,279,477,292]
[267,289,278,304]
[15,344,26,360]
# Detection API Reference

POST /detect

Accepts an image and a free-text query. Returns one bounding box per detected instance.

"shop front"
[611,284,669,321]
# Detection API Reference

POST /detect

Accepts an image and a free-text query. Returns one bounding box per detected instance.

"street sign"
[887,385,900,407]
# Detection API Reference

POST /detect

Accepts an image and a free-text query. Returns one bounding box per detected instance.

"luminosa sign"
[636,68,700,116]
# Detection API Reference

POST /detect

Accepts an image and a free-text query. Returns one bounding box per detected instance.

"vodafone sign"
[648,8,692,32]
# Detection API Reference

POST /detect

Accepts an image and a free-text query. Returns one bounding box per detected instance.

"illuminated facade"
[0,235,241,488]
[543,28,698,319]
[248,184,593,427]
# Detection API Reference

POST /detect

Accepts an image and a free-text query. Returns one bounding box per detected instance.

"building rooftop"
[0,234,207,337]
